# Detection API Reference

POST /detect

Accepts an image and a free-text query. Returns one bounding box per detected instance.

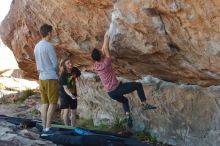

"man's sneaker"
[142,103,157,110]
[40,129,54,137]
[126,115,133,129]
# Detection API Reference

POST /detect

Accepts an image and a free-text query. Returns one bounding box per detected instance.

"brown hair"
[40,24,52,37]
[59,57,71,76]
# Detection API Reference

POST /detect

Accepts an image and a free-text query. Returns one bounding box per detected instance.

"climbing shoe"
[142,103,157,110]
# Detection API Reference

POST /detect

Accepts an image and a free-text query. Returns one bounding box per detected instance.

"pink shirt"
[94,57,120,92]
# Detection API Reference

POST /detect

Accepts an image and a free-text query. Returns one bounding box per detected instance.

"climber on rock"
[91,31,156,129]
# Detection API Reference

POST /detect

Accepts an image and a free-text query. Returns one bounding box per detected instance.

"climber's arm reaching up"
[102,31,110,58]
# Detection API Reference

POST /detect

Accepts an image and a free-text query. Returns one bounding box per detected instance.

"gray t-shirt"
[34,40,58,80]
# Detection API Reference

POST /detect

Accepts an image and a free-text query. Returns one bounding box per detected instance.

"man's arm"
[102,31,110,58]
[63,86,76,100]
[48,44,58,71]
[34,48,40,72]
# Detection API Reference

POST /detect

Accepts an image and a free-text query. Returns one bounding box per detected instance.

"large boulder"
[77,73,220,146]
[1,0,220,86]
[1,0,220,145]
[0,0,112,79]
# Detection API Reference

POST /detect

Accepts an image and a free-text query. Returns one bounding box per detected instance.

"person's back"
[94,57,119,92]
[34,40,58,80]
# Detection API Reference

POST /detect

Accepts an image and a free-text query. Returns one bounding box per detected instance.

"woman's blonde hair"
[59,57,71,76]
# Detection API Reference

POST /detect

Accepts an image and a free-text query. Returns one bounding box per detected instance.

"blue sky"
[0,0,13,23]
[0,0,18,70]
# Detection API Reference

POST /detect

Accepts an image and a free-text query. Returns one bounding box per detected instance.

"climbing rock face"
[0,0,112,79]
[109,0,220,86]
[1,0,220,85]
[1,0,220,146]
[77,74,220,146]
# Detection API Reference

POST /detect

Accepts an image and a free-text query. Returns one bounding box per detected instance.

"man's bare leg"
[46,104,57,129]
[63,109,69,126]
[41,104,49,130]
[70,109,77,127]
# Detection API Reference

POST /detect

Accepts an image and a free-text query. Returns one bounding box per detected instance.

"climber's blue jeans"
[108,82,146,113]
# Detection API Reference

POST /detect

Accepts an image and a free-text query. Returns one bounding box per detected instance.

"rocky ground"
[0,96,169,146]
[0,121,56,146]
[0,76,171,146]
[0,76,57,146]
[0,96,58,146]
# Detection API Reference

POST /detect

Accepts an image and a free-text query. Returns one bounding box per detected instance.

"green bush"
[76,118,94,128]
[111,115,126,132]
[0,94,9,104]
[0,83,17,91]
[133,132,159,144]
[17,89,34,103]
[31,108,41,116]
[0,83,5,90]
[5,87,17,91]
[94,123,110,131]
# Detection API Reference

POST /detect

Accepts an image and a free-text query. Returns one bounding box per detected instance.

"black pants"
[108,82,146,113]
[60,93,77,110]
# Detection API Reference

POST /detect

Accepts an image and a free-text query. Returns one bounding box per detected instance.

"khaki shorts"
[39,80,58,104]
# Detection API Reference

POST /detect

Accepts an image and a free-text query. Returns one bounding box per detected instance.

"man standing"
[91,31,156,128]
[34,24,58,136]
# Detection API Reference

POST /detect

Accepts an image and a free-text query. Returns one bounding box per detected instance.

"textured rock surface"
[0,95,56,146]
[0,0,112,79]
[109,0,220,86]
[0,122,56,146]
[1,0,220,146]
[1,0,220,85]
[77,73,220,146]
